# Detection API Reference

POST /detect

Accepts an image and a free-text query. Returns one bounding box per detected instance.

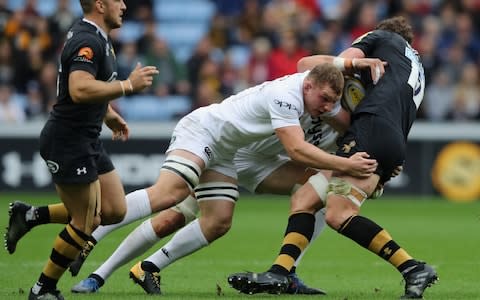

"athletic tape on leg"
[307,172,329,205]
[161,155,201,190]
[327,177,367,207]
[194,182,239,203]
[171,195,199,223]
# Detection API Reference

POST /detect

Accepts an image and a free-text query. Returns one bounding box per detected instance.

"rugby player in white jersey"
[69,112,341,295]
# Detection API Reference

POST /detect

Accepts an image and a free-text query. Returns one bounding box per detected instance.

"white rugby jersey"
[243,114,339,157]
[190,71,309,155]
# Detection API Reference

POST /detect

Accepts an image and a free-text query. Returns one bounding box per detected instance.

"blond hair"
[306,63,344,96]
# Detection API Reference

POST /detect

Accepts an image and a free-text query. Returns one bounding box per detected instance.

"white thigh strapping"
[308,172,329,205]
[171,195,199,223]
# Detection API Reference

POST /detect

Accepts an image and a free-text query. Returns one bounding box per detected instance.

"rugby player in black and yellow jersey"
[8,1,158,299]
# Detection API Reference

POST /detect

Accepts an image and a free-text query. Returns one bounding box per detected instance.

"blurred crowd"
[0,0,479,123]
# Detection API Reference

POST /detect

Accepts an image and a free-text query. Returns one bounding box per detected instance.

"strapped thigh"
[307,172,329,205]
[194,182,239,203]
[327,177,368,207]
[161,155,202,190]
[171,194,199,223]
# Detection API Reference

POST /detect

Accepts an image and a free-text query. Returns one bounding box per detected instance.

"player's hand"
[127,62,159,92]
[352,58,387,84]
[346,151,378,178]
[104,109,129,141]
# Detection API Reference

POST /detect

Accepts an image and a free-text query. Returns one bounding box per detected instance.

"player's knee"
[324,209,348,230]
[100,202,127,225]
[204,216,232,239]
[151,210,186,237]
[199,211,234,240]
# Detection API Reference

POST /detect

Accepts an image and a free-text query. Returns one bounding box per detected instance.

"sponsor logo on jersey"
[274,99,300,113]
[204,147,213,160]
[75,47,94,63]
[78,47,94,59]
[342,140,356,153]
[46,160,59,174]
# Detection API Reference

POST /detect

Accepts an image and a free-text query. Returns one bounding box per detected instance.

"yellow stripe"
[54,238,80,260]
[65,224,86,247]
[47,204,69,224]
[273,254,296,270]
[42,260,66,279]
[283,232,309,252]
[339,215,356,232]
[389,249,412,268]
[368,230,392,253]
[350,188,366,204]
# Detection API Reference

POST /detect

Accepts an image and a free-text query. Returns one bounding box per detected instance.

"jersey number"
[405,45,424,109]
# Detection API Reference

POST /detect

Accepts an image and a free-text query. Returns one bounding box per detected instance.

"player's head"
[80,0,126,30]
[303,63,343,117]
[376,16,414,44]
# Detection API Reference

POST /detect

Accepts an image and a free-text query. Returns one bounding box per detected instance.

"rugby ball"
[341,76,365,112]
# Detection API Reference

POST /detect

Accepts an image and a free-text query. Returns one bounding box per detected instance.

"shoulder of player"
[65,30,105,55]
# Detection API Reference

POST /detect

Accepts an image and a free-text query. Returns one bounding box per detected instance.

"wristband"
[126,79,134,93]
[119,80,126,96]
[333,57,353,71]
[333,57,345,71]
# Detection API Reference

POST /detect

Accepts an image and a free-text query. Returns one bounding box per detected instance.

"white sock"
[92,189,152,241]
[94,219,159,280]
[145,218,208,270]
[293,208,326,268]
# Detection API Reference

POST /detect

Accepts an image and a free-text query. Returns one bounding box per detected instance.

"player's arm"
[69,70,125,103]
[297,54,386,84]
[69,62,159,104]
[275,125,377,177]
[104,104,129,141]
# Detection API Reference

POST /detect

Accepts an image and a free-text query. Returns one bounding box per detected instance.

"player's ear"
[303,79,313,93]
[96,0,104,13]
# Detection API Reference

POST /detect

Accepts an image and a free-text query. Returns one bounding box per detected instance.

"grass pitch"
[0,193,479,299]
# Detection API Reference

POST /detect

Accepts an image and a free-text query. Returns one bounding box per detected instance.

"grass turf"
[0,193,479,299]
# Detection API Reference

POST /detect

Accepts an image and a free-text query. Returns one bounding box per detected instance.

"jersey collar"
[82,18,108,41]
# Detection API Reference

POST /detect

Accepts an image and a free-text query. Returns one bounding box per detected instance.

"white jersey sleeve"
[267,77,304,129]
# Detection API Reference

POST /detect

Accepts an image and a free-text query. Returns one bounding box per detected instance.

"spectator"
[451,62,480,120]
[48,0,77,51]
[247,37,272,85]
[0,0,12,34]
[24,80,44,120]
[38,60,57,113]
[0,38,14,84]
[268,29,308,80]
[144,36,190,96]
[421,68,454,121]
[0,81,26,123]
[117,41,143,81]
